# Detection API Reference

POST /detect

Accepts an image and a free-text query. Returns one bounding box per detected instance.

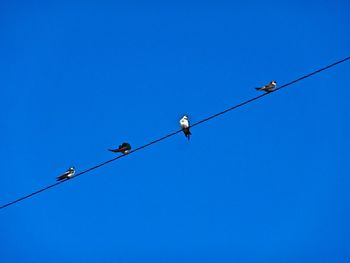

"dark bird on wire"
[180,115,191,140]
[108,142,132,154]
[255,80,277,93]
[56,167,75,181]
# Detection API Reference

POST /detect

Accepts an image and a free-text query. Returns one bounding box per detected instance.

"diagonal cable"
[1,55,349,210]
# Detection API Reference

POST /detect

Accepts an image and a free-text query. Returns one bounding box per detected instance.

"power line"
[191,56,350,127]
[1,55,349,210]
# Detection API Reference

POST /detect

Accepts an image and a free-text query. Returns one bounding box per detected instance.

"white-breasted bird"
[56,167,75,181]
[255,80,277,93]
[179,115,191,140]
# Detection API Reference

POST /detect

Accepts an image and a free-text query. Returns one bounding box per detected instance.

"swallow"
[108,142,132,154]
[255,80,277,93]
[57,167,75,181]
[179,115,191,140]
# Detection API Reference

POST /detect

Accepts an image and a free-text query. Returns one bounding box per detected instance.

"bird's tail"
[184,128,191,140]
[255,87,261,91]
[56,175,66,181]
[108,149,121,153]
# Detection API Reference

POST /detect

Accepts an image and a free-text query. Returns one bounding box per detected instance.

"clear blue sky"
[1,0,349,262]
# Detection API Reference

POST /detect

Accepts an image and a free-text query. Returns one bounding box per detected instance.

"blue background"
[1,1,349,262]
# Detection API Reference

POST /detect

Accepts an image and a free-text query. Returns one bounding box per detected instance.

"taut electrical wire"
[1,55,349,210]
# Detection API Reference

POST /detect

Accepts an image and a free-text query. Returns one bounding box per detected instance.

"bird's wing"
[266,83,276,89]
[57,174,67,181]
[183,127,191,135]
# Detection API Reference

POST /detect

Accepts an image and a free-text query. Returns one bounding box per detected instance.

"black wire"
[1,55,350,210]
[191,56,350,127]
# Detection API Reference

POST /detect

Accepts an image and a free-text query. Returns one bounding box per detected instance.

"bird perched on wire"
[255,80,277,93]
[108,142,132,154]
[56,167,75,181]
[179,115,191,140]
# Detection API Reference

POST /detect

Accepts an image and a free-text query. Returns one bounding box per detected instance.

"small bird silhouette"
[108,142,132,154]
[56,167,75,181]
[179,115,191,140]
[255,80,277,93]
